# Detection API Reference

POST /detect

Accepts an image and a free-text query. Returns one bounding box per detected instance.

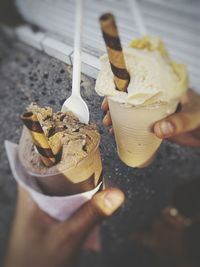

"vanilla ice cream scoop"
[95,36,188,106]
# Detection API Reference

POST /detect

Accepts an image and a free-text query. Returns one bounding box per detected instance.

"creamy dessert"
[95,35,188,167]
[96,35,188,106]
[19,103,102,195]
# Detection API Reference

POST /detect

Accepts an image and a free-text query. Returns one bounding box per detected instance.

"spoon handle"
[72,0,83,97]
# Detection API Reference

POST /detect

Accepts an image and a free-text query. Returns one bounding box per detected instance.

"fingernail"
[101,111,106,120]
[102,117,107,124]
[103,191,124,212]
[160,121,174,136]
[109,128,114,135]
[103,113,109,124]
[101,98,107,109]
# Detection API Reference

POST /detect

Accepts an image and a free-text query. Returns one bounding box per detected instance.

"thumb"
[64,188,124,243]
[154,112,200,139]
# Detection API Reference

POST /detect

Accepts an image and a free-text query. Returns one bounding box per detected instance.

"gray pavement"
[0,28,200,267]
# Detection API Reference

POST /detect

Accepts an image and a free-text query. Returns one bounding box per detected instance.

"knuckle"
[170,113,188,134]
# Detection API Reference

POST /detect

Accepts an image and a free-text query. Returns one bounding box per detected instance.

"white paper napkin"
[5,140,102,251]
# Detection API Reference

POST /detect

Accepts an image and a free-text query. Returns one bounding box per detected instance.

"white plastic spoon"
[61,0,89,124]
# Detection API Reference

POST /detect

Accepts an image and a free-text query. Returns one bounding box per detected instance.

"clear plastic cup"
[18,129,103,196]
[108,97,178,168]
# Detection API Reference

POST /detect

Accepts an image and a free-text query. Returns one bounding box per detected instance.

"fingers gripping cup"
[108,98,178,167]
[96,30,188,168]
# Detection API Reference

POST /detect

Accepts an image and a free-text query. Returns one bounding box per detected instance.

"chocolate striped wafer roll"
[21,112,61,167]
[99,13,130,92]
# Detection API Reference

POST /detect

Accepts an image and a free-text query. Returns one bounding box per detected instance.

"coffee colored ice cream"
[95,35,188,106]
[19,103,102,195]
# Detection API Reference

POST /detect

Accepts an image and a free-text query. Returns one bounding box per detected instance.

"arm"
[5,186,124,267]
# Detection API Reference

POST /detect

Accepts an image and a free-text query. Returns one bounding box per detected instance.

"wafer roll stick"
[21,112,61,167]
[99,13,130,92]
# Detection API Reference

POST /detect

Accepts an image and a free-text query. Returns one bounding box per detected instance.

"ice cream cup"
[18,133,103,196]
[108,97,178,168]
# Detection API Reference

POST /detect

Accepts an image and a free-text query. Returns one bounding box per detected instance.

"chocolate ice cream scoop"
[19,103,102,196]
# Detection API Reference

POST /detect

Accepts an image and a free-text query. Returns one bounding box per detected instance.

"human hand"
[101,97,114,135]
[102,90,200,147]
[154,89,200,147]
[5,186,124,267]
[131,207,188,267]
[131,178,200,267]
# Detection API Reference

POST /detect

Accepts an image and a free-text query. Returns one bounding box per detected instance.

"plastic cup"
[108,98,178,168]
[18,129,103,196]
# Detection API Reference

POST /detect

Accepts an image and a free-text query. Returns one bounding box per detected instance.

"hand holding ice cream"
[5,100,125,267]
[96,14,189,167]
[101,33,200,148]
[102,89,200,148]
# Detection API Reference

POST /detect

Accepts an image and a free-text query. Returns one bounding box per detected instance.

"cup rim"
[19,138,101,178]
[108,97,179,110]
